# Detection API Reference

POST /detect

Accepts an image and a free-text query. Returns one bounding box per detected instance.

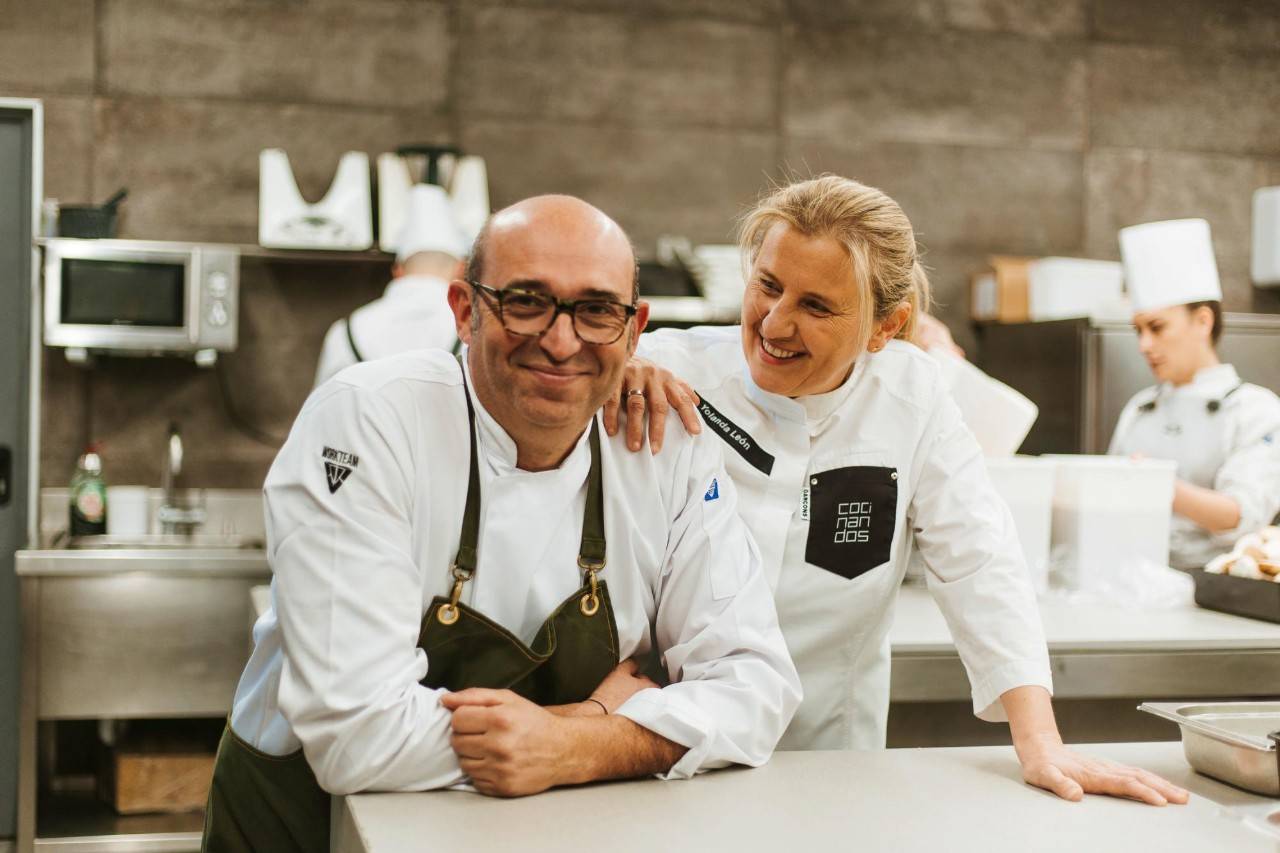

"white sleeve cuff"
[614,688,724,780]
[969,658,1055,722]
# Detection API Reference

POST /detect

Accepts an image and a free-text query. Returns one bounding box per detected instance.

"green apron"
[202,367,619,853]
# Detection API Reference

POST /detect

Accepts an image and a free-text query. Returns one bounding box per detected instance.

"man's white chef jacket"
[313,274,458,388]
[230,349,801,794]
[639,326,1052,750]
[1109,363,1280,569]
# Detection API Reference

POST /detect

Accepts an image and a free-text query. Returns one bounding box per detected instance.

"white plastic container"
[1027,257,1124,320]
[1253,186,1280,287]
[931,348,1038,457]
[1043,455,1176,591]
[105,485,150,536]
[985,457,1056,593]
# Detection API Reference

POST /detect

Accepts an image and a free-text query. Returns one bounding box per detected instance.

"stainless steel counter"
[16,547,268,577]
[15,547,271,853]
[334,742,1280,852]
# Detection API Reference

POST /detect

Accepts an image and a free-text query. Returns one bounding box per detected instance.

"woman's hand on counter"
[1002,685,1189,806]
[1016,735,1189,806]
[603,357,701,454]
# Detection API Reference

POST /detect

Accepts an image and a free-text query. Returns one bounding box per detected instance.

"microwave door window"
[60,258,186,327]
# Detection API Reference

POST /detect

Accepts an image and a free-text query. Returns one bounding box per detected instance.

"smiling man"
[202,195,801,853]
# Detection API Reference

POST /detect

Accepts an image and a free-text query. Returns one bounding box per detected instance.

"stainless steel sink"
[66,533,265,550]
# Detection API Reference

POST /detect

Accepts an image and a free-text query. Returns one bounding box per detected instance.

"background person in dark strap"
[1109,219,1280,570]
[314,184,468,387]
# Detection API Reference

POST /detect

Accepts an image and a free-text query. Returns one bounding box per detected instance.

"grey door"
[0,99,40,841]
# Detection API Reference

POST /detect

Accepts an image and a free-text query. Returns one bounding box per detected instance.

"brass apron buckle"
[437,564,472,626]
[578,558,605,617]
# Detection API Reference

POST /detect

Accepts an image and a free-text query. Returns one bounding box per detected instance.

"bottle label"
[75,488,105,523]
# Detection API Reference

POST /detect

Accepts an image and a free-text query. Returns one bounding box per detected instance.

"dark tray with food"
[1191,528,1280,623]
[1189,568,1280,624]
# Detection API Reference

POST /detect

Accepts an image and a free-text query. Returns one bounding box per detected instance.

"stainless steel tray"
[1140,701,1280,796]
[67,533,264,550]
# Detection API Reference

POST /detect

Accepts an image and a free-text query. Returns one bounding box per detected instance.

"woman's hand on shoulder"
[603,356,702,454]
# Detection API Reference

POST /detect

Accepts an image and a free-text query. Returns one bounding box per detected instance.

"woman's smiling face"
[741,222,868,398]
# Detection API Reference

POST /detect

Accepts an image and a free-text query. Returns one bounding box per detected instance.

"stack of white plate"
[687,244,746,310]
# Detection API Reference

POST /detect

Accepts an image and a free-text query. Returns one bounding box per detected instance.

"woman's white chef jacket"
[638,326,1052,750]
[313,274,458,387]
[1109,363,1280,569]
[230,349,800,795]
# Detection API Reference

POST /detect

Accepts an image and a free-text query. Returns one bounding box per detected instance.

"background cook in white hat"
[314,184,469,387]
[1109,218,1280,569]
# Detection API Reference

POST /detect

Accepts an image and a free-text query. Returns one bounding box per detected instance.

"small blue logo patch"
[704,479,720,502]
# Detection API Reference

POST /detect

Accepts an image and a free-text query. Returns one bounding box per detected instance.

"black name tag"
[697,398,775,476]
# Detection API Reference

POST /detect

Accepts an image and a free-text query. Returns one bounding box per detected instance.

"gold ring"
[626,388,645,397]
[580,594,600,617]
[437,603,460,625]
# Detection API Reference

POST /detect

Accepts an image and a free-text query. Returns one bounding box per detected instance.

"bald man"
[203,196,801,853]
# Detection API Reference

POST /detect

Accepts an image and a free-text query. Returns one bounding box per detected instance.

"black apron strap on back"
[1208,381,1246,415]
[344,314,365,363]
[455,355,481,575]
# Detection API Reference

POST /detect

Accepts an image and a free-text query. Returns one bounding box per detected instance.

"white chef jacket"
[638,326,1052,750]
[230,349,801,795]
[313,274,458,388]
[1109,363,1280,569]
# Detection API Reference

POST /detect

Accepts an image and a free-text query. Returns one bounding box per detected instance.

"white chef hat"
[395,184,468,264]
[1119,218,1222,313]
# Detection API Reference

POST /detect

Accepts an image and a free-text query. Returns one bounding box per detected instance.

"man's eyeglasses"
[469,281,638,345]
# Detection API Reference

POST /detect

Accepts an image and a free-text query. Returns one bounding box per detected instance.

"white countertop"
[333,742,1280,853]
[890,585,1280,654]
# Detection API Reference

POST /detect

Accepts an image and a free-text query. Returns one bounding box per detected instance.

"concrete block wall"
[4,0,1279,491]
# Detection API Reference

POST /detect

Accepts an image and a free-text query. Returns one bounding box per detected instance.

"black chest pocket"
[805,465,898,580]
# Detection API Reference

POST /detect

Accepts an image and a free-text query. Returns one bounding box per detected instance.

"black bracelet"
[586,698,608,715]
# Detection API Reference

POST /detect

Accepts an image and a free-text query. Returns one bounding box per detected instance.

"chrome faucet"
[158,422,205,534]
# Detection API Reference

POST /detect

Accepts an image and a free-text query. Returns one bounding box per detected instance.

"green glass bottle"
[69,443,107,536]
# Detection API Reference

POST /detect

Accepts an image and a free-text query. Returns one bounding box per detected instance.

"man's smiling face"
[457,197,644,435]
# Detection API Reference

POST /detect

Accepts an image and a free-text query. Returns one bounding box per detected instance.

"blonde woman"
[608,175,1186,805]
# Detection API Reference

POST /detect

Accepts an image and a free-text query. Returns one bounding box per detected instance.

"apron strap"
[344,313,365,363]
[579,420,606,570]
[451,355,608,589]
[455,357,482,576]
[1208,381,1246,414]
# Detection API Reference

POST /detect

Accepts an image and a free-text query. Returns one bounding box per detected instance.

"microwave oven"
[43,238,239,361]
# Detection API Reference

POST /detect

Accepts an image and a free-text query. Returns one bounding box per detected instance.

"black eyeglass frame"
[468,280,639,345]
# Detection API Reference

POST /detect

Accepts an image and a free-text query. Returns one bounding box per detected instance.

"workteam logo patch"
[704,478,720,502]
[322,446,359,494]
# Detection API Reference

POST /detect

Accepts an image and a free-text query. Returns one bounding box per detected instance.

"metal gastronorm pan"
[1140,701,1280,796]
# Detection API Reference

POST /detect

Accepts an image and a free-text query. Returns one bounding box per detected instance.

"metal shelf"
[35,238,394,265]
[36,790,201,853]
[235,244,392,264]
